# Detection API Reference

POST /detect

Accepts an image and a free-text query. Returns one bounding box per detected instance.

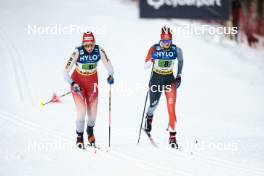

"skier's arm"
[100,47,114,76]
[144,46,155,69]
[176,47,183,77]
[63,50,78,85]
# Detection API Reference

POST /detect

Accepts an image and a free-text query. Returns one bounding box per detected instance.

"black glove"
[107,75,114,85]
[175,76,181,88]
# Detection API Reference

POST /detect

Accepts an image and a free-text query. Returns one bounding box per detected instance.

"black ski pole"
[137,91,149,144]
[108,85,112,147]
[137,64,154,144]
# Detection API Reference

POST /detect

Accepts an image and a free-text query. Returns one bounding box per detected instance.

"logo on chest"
[155,51,175,58]
[79,54,99,62]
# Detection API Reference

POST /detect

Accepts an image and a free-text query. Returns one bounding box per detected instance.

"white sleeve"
[144,60,152,70]
[63,49,78,85]
[99,47,114,76]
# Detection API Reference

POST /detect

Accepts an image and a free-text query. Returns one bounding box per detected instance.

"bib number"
[158,60,172,68]
[82,64,96,70]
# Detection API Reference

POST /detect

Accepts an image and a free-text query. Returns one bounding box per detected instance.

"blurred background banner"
[139,0,229,19]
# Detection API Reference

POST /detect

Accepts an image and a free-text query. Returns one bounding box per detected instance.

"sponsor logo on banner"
[147,0,222,10]
[140,0,229,19]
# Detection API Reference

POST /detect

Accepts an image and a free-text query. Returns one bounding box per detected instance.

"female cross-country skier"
[63,31,114,148]
[144,26,183,148]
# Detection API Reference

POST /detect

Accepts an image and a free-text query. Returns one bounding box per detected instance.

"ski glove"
[175,76,181,88]
[107,75,114,85]
[71,82,81,93]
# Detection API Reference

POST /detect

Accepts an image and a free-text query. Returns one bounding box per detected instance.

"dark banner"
[140,0,229,20]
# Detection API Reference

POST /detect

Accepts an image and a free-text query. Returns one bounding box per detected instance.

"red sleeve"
[145,46,155,62]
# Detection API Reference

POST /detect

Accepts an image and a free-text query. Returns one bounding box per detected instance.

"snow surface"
[0,0,264,175]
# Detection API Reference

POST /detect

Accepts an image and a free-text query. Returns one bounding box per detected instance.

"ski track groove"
[1,112,258,176]
[110,128,264,176]
[0,110,72,141]
[1,109,264,176]
[0,109,194,176]
[0,28,24,102]
[116,144,264,176]
[0,110,194,176]
[0,25,34,106]
[110,149,193,176]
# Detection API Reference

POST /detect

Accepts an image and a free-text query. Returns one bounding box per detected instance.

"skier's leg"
[71,72,87,134]
[72,91,87,133]
[86,95,98,128]
[86,82,98,145]
[86,82,98,127]
[145,84,162,133]
[165,83,178,148]
[165,83,177,132]
[72,91,86,148]
[147,85,162,116]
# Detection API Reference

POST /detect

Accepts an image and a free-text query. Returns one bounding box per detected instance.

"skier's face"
[83,43,95,53]
[161,39,172,49]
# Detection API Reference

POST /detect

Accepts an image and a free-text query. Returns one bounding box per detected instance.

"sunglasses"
[83,44,94,48]
[162,39,172,44]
